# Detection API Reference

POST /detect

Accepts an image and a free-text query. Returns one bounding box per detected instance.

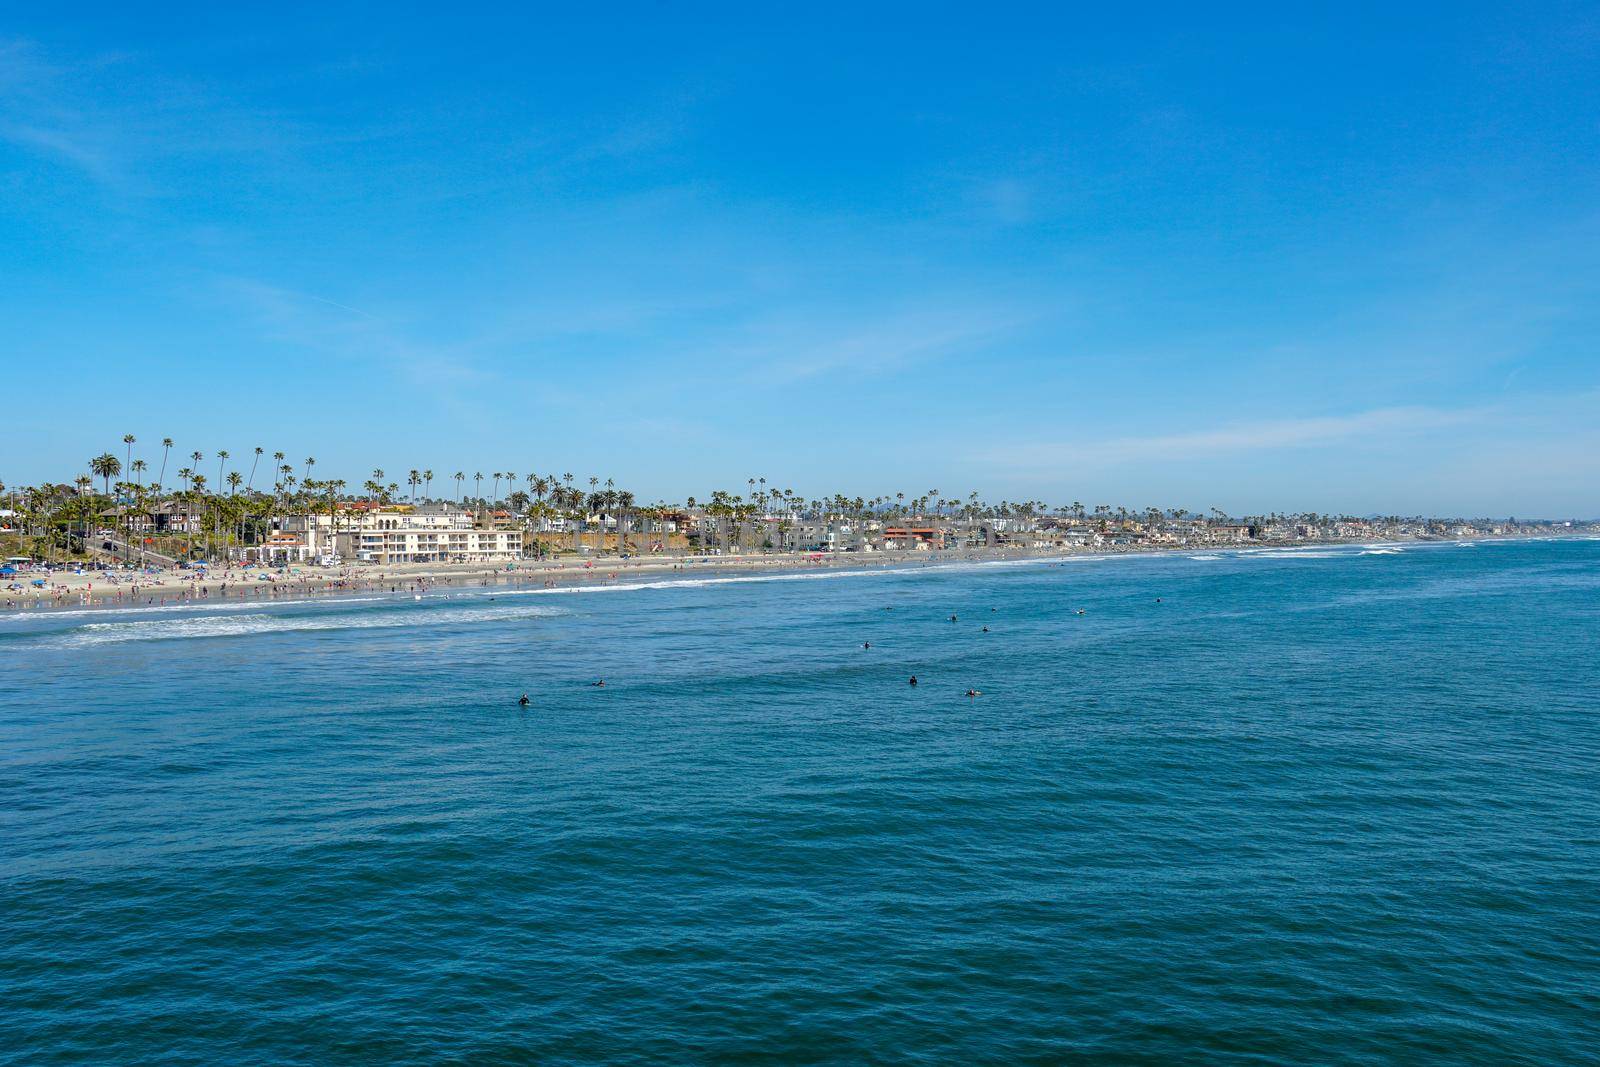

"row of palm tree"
[11,434,1456,563]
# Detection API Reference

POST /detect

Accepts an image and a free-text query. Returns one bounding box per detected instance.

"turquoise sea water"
[3,539,1598,1064]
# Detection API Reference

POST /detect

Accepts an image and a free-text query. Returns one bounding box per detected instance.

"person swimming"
[591,679,605,688]
[909,675,918,686]
[982,626,989,632]
[518,694,530,706]
[863,641,871,649]
[965,689,982,697]
[950,614,958,622]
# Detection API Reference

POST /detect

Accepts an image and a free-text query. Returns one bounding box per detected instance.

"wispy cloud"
[980,405,1483,471]
[0,39,126,184]
[733,305,1033,386]
[214,277,493,393]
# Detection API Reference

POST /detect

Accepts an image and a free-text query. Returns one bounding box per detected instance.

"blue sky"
[2,3,1597,515]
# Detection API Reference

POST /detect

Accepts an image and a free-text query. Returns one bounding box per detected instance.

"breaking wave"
[51,603,567,647]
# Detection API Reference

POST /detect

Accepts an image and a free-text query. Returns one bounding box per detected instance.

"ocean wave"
[50,603,567,646]
[0,595,391,624]
[1242,550,1345,560]
[1188,555,1223,561]
[489,556,1091,596]
[509,569,895,594]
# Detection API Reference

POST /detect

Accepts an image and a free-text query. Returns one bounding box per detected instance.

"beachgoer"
[909,676,918,686]
[518,694,530,706]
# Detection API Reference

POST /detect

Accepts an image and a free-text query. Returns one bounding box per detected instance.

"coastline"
[0,534,1564,617]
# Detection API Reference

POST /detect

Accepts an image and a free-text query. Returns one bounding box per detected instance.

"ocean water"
[3,540,1598,1064]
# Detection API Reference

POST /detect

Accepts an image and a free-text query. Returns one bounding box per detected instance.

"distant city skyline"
[2,5,1597,515]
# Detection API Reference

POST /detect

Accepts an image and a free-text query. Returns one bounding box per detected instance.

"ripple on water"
[2,539,1598,1062]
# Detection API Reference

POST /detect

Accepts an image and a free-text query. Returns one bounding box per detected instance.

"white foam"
[1188,555,1222,561]
[498,555,1090,596]
[1242,550,1344,559]
[52,603,567,646]
[0,595,389,624]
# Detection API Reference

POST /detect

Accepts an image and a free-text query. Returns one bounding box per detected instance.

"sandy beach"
[1,547,1082,614]
[6,535,1549,616]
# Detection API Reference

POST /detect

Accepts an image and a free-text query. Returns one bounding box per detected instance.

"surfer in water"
[965,689,982,698]
[518,694,530,707]
[909,675,918,686]
[591,679,606,688]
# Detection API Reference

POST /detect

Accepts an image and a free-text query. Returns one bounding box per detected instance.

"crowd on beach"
[1,550,943,613]
[6,525,1584,615]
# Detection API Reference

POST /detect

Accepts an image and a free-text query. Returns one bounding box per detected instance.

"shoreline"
[1,534,1570,617]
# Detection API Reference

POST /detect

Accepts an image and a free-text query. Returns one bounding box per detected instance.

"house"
[881,526,945,550]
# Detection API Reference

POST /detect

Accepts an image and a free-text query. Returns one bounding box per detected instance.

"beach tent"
[0,566,16,577]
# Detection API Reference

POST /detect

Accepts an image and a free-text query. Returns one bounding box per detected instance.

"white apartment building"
[280,507,522,563]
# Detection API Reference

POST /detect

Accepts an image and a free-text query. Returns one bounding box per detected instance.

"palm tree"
[408,470,420,502]
[424,470,434,499]
[303,457,315,483]
[586,491,605,552]
[216,450,229,490]
[247,447,264,492]
[453,471,465,502]
[122,434,136,482]
[90,453,121,497]
[158,437,173,489]
[189,473,209,557]
[323,478,347,556]
[617,490,635,553]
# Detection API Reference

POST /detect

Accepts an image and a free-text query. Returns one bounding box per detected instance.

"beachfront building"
[881,525,945,550]
[124,502,205,535]
[255,532,316,564]
[279,505,523,563]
